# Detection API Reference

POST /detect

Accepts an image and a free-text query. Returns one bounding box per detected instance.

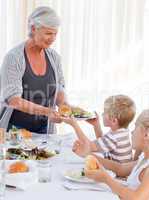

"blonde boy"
[62,95,136,163]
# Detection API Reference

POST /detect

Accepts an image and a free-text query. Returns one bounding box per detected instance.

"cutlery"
[62,183,107,192]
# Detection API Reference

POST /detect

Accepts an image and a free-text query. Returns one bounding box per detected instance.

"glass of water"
[37,160,52,183]
[0,161,5,200]
[48,135,62,154]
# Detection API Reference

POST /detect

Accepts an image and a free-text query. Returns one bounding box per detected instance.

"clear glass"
[9,129,21,145]
[0,161,5,200]
[48,135,62,154]
[37,160,52,183]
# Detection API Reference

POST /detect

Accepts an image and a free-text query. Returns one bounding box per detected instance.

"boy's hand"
[86,112,100,128]
[60,116,77,126]
[72,139,91,157]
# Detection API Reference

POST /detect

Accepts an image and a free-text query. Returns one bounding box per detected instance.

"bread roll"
[8,161,29,173]
[85,155,99,170]
[20,129,32,139]
[58,105,72,117]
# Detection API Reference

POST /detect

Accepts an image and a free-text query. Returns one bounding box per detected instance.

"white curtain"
[0,0,147,134]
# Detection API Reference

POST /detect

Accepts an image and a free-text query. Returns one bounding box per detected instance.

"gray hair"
[28,6,60,37]
[136,109,149,128]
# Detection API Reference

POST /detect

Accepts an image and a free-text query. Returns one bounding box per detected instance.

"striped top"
[94,128,132,163]
[0,41,65,133]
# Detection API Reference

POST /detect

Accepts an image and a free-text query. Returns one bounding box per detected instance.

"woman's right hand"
[48,109,62,123]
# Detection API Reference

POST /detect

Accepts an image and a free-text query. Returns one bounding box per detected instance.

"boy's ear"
[112,117,118,125]
[144,127,149,135]
[144,128,149,140]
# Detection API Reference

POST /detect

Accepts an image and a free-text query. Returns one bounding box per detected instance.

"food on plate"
[36,149,56,160]
[21,139,37,150]
[6,147,57,160]
[71,107,94,119]
[85,155,99,170]
[8,161,29,173]
[81,169,85,176]
[6,148,29,160]
[58,104,72,117]
[58,105,94,119]
[20,129,32,139]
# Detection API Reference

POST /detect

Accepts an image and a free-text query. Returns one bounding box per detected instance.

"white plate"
[74,112,97,121]
[5,160,38,190]
[63,168,116,184]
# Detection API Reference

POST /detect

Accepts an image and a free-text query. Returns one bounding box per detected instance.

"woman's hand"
[85,162,108,183]
[48,110,62,123]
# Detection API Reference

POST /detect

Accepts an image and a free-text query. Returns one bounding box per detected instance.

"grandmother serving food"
[0,6,81,134]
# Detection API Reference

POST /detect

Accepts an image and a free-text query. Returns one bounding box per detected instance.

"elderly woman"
[0,6,67,134]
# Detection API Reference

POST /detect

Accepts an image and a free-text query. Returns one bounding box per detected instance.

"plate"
[5,160,38,190]
[74,112,97,121]
[6,147,57,160]
[63,168,116,184]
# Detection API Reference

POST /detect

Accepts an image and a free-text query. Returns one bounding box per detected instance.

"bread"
[8,161,29,173]
[58,105,72,117]
[85,155,99,170]
[20,129,32,139]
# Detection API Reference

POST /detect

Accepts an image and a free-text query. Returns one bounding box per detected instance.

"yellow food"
[85,155,99,170]
[20,129,32,139]
[58,105,72,117]
[8,161,29,173]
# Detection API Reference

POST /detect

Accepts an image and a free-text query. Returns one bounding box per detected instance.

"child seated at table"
[61,95,136,163]
[85,110,149,200]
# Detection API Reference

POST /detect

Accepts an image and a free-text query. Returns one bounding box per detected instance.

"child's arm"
[85,163,149,200]
[93,153,136,177]
[61,116,113,155]
[61,117,99,152]
[72,131,118,157]
[105,168,149,200]
[86,112,103,138]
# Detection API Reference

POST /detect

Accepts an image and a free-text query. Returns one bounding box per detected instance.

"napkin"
[5,160,38,190]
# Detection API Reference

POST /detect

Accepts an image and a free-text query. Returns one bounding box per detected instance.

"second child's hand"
[86,111,99,126]
[60,116,77,126]
[72,139,92,157]
[86,112,103,138]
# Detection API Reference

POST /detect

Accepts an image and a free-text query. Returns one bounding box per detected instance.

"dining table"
[4,133,120,200]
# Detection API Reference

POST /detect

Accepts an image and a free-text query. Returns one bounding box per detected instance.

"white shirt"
[127,153,149,189]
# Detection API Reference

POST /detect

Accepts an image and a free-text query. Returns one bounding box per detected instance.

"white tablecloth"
[5,133,120,200]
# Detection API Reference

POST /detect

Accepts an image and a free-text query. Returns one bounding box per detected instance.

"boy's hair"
[136,109,149,128]
[104,95,136,128]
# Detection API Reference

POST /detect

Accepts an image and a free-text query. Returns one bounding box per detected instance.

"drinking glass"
[37,160,52,183]
[0,161,5,200]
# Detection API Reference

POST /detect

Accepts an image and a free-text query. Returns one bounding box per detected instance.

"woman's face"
[132,124,145,151]
[32,26,58,49]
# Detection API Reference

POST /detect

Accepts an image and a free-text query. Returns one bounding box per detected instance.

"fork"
[62,184,106,192]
